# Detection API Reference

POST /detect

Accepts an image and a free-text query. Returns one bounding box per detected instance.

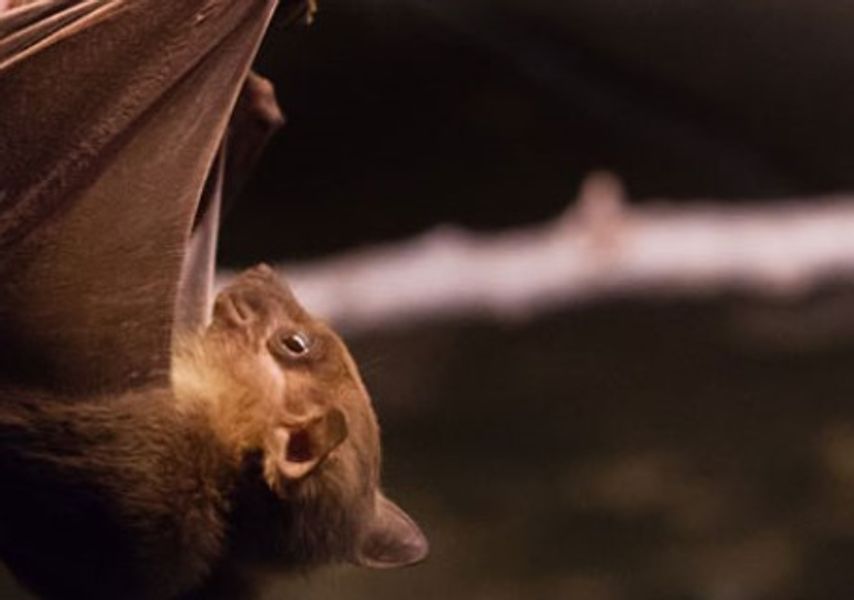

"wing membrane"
[0,0,283,393]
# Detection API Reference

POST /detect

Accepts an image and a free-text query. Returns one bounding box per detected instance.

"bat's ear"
[353,494,429,569]
[265,408,348,487]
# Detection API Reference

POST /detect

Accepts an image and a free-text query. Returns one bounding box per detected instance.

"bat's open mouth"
[272,408,348,483]
[285,429,313,463]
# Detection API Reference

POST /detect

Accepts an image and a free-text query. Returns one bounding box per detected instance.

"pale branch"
[218,174,854,332]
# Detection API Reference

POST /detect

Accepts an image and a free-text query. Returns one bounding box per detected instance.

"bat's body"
[0,387,227,599]
[0,1,427,597]
[0,267,428,599]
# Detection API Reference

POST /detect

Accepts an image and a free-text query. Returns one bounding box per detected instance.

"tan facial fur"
[172,264,428,569]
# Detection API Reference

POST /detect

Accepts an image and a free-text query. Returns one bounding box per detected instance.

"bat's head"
[174,264,427,570]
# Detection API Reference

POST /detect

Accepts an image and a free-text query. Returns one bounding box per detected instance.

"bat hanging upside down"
[0,0,427,598]
[0,265,428,599]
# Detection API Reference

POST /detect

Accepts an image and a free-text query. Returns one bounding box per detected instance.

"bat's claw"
[305,0,318,25]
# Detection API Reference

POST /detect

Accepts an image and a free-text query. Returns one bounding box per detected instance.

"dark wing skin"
[177,72,285,335]
[0,0,293,393]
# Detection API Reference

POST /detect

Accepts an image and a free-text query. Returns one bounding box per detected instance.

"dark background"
[224,0,854,264]
[221,1,854,599]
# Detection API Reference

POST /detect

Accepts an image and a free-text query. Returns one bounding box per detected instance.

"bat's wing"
[0,0,298,393]
[176,73,285,336]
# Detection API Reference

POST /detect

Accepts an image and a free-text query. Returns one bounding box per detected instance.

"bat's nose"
[250,263,276,279]
[212,293,254,327]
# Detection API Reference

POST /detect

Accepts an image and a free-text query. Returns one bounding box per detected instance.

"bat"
[0,1,427,598]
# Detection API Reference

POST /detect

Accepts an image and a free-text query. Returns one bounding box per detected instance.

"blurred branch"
[219,173,854,331]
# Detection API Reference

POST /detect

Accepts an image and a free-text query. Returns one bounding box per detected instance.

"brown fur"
[0,265,426,599]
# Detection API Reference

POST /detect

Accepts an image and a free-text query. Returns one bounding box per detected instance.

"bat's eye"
[271,330,311,359]
[284,333,309,354]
